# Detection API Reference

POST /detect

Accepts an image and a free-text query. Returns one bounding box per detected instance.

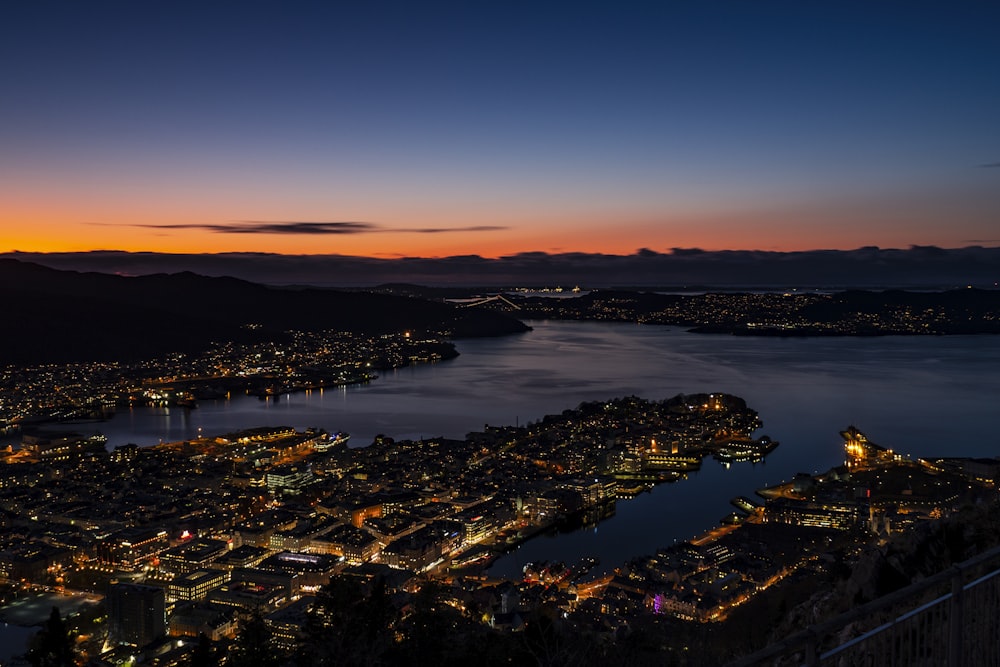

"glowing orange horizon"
[3,206,983,259]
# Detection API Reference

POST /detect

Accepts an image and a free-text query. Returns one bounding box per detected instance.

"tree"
[229,610,282,667]
[391,578,483,667]
[520,606,598,667]
[188,633,220,667]
[296,575,397,667]
[25,607,77,667]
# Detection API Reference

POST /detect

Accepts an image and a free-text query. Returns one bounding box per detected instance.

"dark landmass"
[0,259,529,366]
[488,287,1000,336]
[5,245,1000,289]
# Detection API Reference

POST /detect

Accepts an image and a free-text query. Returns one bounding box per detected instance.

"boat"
[313,431,350,452]
[730,496,762,514]
[713,436,779,462]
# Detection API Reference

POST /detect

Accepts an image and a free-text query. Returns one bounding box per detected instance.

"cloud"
[113,221,508,235]
[669,247,706,256]
[124,221,378,234]
[228,221,377,234]
[408,225,507,233]
[978,162,1000,168]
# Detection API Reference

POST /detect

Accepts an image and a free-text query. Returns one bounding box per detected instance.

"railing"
[725,544,1000,667]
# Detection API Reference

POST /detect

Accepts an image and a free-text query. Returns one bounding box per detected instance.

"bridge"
[445,294,522,310]
[725,543,1000,666]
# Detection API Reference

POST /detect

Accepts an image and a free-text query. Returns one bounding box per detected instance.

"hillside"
[0,259,529,365]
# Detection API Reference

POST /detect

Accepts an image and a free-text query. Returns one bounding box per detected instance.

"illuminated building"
[381,523,460,571]
[20,431,107,462]
[642,452,701,471]
[235,509,298,547]
[258,551,340,587]
[159,538,229,575]
[231,568,298,596]
[843,426,903,470]
[453,506,501,545]
[379,490,422,515]
[110,443,140,463]
[214,544,268,570]
[927,457,1000,486]
[206,581,287,612]
[265,463,316,495]
[533,488,583,519]
[559,477,618,505]
[652,591,700,621]
[319,524,380,564]
[266,596,315,652]
[0,542,71,582]
[99,528,169,568]
[168,603,237,641]
[167,568,230,601]
[764,497,861,530]
[351,502,384,528]
[605,449,643,473]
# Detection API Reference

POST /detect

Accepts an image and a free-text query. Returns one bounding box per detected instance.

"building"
[266,463,316,495]
[257,551,339,588]
[0,542,72,583]
[21,431,108,462]
[158,538,229,575]
[320,524,380,564]
[167,569,230,602]
[99,528,170,569]
[266,596,316,652]
[213,545,269,571]
[560,477,618,506]
[206,581,287,613]
[107,583,166,648]
[764,497,861,530]
[381,524,451,571]
[168,603,238,641]
[843,426,903,470]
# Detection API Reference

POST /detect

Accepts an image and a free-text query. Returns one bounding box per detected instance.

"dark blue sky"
[2,1,998,257]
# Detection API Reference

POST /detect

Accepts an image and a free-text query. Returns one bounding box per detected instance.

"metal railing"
[725,544,1000,667]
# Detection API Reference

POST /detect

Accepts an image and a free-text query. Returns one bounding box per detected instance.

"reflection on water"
[15,321,1000,578]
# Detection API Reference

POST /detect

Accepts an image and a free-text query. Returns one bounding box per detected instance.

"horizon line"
[6,243,1000,260]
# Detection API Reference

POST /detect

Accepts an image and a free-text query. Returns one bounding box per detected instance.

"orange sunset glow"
[1,2,998,265]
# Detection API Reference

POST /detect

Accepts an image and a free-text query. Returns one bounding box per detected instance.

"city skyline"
[3,5,1000,660]
[3,2,999,261]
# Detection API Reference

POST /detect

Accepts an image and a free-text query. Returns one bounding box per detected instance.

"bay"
[20,321,1000,578]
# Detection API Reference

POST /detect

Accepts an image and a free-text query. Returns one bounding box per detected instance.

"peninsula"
[2,397,994,665]
[428,286,1000,336]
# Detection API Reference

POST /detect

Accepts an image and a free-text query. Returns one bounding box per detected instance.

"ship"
[313,431,350,452]
[713,435,778,463]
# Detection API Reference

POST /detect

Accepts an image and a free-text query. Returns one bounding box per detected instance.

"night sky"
[2,1,999,259]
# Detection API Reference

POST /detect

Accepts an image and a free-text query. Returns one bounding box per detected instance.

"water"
[13,321,1000,578]
[0,624,33,664]
[0,593,100,663]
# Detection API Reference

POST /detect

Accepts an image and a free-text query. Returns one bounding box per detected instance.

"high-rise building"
[107,583,166,647]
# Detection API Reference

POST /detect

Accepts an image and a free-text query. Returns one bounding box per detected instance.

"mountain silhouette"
[0,259,528,365]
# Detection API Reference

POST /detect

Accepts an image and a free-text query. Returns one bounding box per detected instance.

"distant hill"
[5,246,1000,288]
[0,259,529,365]
[510,287,1000,335]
